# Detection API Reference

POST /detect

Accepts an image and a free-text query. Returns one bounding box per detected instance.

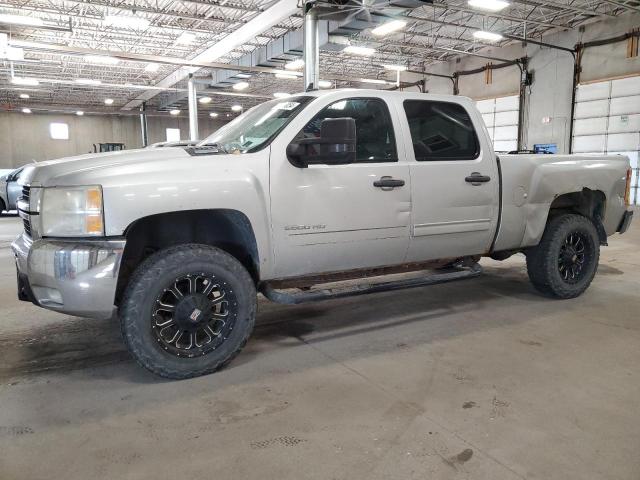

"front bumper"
[12,234,126,320]
[617,210,633,234]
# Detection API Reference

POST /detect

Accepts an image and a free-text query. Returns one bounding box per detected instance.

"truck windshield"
[199,96,313,153]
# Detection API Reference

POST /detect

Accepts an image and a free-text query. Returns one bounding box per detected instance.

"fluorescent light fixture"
[0,14,44,27]
[371,20,406,36]
[383,64,407,71]
[170,109,181,115]
[104,98,114,105]
[85,55,120,65]
[318,80,333,88]
[343,45,376,56]
[22,108,31,113]
[231,104,242,112]
[235,73,251,78]
[468,0,510,11]
[285,59,304,70]
[144,63,160,72]
[360,78,388,84]
[232,81,249,91]
[273,92,291,98]
[76,111,84,116]
[104,14,150,30]
[209,112,219,118]
[176,32,197,45]
[275,72,298,80]
[75,78,102,85]
[199,96,212,104]
[19,93,30,99]
[12,77,39,86]
[473,30,504,42]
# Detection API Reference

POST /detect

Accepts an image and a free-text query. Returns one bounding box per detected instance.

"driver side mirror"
[287,117,356,168]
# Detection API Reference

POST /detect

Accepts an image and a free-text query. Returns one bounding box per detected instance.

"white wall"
[403,12,640,153]
[0,112,227,169]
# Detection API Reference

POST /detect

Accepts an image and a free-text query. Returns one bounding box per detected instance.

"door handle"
[373,176,405,189]
[465,172,491,185]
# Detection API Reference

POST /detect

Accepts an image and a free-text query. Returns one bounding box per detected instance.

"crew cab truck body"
[12,89,634,379]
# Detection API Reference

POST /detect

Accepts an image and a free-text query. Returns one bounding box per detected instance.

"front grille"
[22,218,32,237]
[21,186,30,204]
[19,186,32,238]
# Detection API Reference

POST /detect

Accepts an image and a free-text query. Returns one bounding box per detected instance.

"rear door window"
[403,100,480,161]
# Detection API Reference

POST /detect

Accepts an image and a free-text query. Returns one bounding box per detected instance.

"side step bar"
[260,263,483,305]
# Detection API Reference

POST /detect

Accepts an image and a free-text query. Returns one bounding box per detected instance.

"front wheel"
[526,213,600,299]
[120,244,256,379]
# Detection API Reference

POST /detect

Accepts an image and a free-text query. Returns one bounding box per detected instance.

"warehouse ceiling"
[0,0,637,116]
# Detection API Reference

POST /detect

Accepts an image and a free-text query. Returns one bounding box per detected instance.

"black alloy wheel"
[120,244,256,379]
[152,273,237,358]
[526,213,600,299]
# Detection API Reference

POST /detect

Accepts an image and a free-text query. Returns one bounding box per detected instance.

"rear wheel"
[0,198,6,215]
[120,244,256,379]
[526,214,600,299]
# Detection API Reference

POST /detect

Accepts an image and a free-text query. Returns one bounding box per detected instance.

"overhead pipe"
[187,74,199,141]
[303,1,320,91]
[139,102,149,147]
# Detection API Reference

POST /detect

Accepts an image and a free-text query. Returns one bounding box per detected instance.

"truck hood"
[22,148,196,187]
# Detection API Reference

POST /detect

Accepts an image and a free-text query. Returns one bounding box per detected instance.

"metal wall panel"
[573,117,608,136]
[476,94,519,153]
[476,99,495,114]
[608,114,640,134]
[573,77,640,205]
[494,125,518,141]
[494,140,518,152]
[494,95,519,112]
[607,133,640,152]
[572,135,606,153]
[611,76,640,98]
[575,81,610,102]
[494,110,519,126]
[610,96,640,116]
[574,99,609,119]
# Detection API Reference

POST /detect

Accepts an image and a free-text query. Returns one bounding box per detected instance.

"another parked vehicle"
[0,167,25,214]
[13,90,634,378]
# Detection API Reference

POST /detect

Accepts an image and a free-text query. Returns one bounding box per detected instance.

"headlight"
[41,186,104,237]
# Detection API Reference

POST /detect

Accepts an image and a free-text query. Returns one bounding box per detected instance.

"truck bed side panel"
[494,154,630,251]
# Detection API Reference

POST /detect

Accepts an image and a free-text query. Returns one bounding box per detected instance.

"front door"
[269,96,411,279]
[399,98,500,262]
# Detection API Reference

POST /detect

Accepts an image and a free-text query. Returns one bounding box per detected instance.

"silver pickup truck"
[12,90,633,379]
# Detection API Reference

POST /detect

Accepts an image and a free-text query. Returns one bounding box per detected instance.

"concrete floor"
[0,212,638,480]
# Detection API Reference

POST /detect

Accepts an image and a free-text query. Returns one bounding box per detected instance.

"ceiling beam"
[9,39,304,76]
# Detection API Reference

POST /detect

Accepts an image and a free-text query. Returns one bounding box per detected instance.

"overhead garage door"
[572,75,640,205]
[476,94,519,153]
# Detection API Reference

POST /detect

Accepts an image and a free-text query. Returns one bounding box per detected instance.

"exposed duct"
[122,0,301,111]
[160,0,433,107]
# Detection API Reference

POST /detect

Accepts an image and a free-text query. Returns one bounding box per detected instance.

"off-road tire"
[526,213,600,299]
[120,244,256,379]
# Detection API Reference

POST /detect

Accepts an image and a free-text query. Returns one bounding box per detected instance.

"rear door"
[269,95,411,278]
[399,97,500,262]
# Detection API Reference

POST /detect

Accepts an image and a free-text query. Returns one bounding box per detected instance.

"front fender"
[99,151,275,278]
